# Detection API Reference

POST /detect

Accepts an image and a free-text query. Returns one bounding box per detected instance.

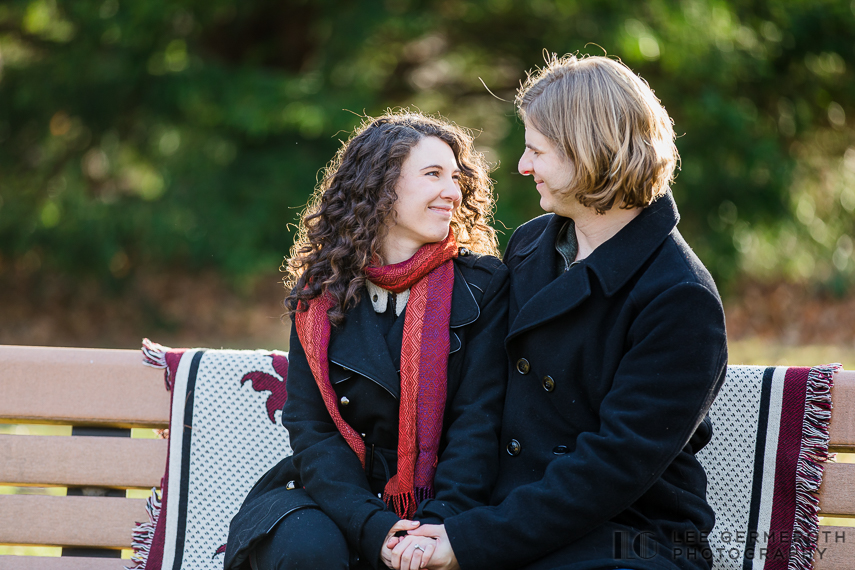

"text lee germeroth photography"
[613,529,849,563]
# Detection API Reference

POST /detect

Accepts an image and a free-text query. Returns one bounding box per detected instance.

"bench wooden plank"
[0,495,145,548]
[814,526,855,570]
[0,346,169,428]
[0,556,129,570]
[818,462,855,517]
[830,370,855,451]
[0,434,167,488]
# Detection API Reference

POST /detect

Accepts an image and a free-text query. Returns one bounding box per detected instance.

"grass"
[727,338,855,370]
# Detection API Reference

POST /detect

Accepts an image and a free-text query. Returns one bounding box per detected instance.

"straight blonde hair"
[516,53,678,213]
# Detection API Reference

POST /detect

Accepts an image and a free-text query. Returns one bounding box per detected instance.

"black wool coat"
[444,193,727,570]
[225,253,509,570]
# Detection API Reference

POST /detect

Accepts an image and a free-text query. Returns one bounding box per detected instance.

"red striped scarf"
[295,232,458,518]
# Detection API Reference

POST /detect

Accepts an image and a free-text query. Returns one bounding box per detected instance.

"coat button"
[506,439,521,456]
[553,445,569,455]
[542,375,555,392]
[516,358,530,375]
[285,480,296,490]
[340,396,350,406]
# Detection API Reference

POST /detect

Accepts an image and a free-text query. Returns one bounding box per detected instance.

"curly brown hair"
[284,111,498,326]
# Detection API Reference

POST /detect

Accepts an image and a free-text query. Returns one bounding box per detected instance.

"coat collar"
[583,190,679,297]
[508,191,679,341]
[327,260,477,399]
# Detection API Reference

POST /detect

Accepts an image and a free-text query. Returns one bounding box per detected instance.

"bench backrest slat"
[0,434,166,488]
[817,462,855,517]
[0,495,146,548]
[0,555,129,570]
[0,346,168,428]
[813,526,855,570]
[830,371,855,451]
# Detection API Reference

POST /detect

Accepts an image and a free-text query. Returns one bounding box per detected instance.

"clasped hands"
[381,520,460,570]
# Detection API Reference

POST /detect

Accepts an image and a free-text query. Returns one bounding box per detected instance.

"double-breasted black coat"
[224,252,508,570]
[444,193,727,570]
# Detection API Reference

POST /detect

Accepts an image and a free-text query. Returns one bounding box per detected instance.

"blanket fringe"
[142,338,168,369]
[126,487,162,570]
[789,363,841,570]
[142,338,174,391]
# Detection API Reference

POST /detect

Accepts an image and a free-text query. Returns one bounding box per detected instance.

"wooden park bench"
[1,344,855,569]
[1,346,168,569]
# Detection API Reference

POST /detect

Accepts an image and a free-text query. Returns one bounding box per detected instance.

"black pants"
[249,507,351,570]
[248,449,395,570]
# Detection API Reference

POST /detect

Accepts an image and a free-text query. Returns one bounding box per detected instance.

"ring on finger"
[413,544,425,552]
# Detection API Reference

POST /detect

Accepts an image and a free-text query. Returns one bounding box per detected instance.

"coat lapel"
[508,214,563,317]
[507,191,680,342]
[328,293,401,399]
[449,262,480,328]
[508,261,591,343]
[508,214,589,341]
[582,191,679,296]
[329,260,477,399]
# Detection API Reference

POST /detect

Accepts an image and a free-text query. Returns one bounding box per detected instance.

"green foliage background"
[2,0,854,295]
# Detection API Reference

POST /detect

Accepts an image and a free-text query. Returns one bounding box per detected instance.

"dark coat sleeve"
[445,281,727,570]
[415,261,509,523]
[282,325,401,569]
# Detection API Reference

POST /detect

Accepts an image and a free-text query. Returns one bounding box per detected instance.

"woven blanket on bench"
[129,340,293,570]
[697,364,839,570]
[128,342,838,570]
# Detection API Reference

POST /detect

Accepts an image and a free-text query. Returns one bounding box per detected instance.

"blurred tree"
[1,0,853,296]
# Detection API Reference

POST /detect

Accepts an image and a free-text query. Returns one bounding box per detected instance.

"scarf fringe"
[414,485,435,503]
[789,363,840,570]
[125,487,162,570]
[383,485,436,518]
[384,490,417,519]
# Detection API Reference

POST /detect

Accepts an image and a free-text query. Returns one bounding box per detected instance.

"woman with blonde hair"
[399,54,727,570]
[224,111,508,570]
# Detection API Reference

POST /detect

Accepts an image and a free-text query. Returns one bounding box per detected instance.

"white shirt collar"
[365,280,409,316]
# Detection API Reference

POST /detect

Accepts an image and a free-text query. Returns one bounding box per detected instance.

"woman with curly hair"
[224,112,509,570]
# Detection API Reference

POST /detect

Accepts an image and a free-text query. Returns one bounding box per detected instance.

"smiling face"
[518,122,576,216]
[382,136,463,264]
